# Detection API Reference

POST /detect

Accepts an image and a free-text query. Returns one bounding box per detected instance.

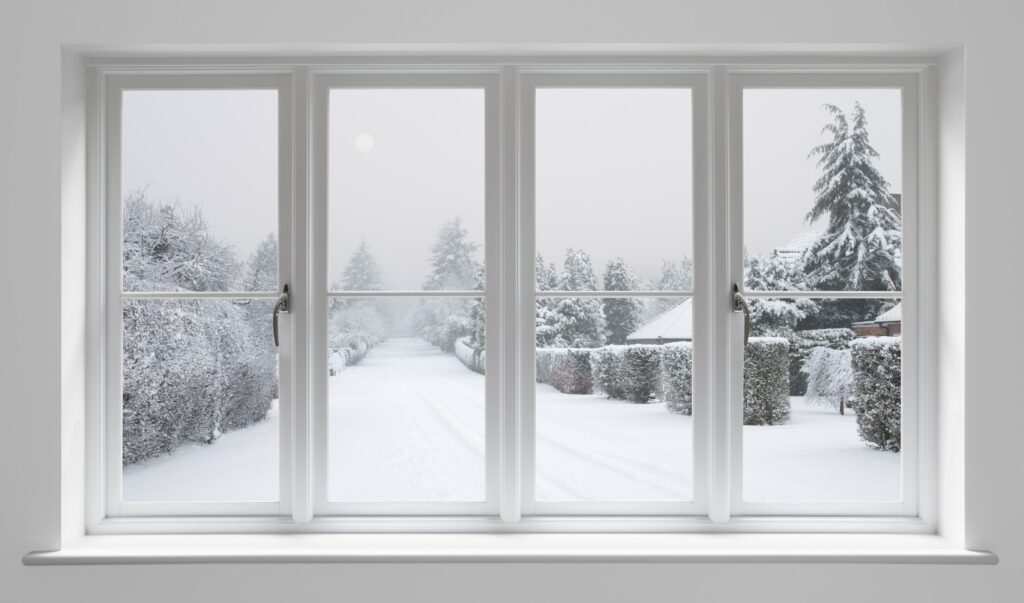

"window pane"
[742,297,901,502]
[122,298,279,502]
[744,89,902,292]
[535,297,694,502]
[122,90,278,293]
[535,88,693,291]
[328,296,486,502]
[328,89,485,291]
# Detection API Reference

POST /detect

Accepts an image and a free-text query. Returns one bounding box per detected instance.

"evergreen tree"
[647,258,693,317]
[535,253,562,347]
[339,239,383,291]
[416,218,482,351]
[801,102,902,326]
[602,258,643,344]
[746,253,816,336]
[550,249,605,348]
[468,267,486,350]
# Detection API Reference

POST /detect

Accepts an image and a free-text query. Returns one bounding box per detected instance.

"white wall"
[1,1,1019,601]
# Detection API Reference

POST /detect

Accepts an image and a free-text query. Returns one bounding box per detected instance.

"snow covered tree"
[550,249,605,348]
[745,252,816,336]
[647,258,693,317]
[802,346,855,414]
[468,267,486,350]
[535,253,562,347]
[415,218,482,351]
[602,258,643,344]
[801,102,903,326]
[329,241,387,351]
[241,234,278,292]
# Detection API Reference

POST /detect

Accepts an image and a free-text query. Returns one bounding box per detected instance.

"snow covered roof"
[626,299,693,342]
[874,302,902,323]
[773,229,825,263]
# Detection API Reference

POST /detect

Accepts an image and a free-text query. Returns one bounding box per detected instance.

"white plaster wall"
[1,1,1019,601]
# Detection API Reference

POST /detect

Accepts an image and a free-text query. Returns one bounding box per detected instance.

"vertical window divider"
[289,66,312,523]
[516,71,537,520]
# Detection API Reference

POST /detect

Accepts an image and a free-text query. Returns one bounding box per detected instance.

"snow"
[626,299,693,342]
[124,337,900,505]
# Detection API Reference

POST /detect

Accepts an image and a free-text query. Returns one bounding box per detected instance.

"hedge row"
[743,337,791,425]
[850,337,902,452]
[660,342,693,415]
[455,337,486,374]
[788,328,856,395]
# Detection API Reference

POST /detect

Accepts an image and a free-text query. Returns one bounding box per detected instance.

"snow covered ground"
[124,337,899,504]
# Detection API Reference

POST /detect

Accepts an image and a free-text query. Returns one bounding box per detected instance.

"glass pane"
[535,297,693,502]
[742,297,901,502]
[122,90,278,292]
[122,298,279,502]
[535,88,693,292]
[328,296,486,502]
[328,89,485,291]
[744,89,902,292]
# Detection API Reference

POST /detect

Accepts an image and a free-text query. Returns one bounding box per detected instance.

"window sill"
[23,533,997,565]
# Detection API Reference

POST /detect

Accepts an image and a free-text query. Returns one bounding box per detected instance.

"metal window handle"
[732,283,750,346]
[273,284,290,347]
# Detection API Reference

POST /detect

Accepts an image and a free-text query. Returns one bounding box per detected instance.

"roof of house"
[626,298,693,342]
[773,229,825,263]
[852,302,903,327]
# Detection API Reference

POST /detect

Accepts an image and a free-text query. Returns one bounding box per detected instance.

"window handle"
[273,284,290,347]
[732,283,750,346]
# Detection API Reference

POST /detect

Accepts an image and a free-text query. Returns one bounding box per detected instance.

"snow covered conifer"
[551,249,605,348]
[602,258,643,344]
[535,254,562,347]
[415,218,481,351]
[339,239,383,291]
[801,102,902,326]
[745,252,816,336]
[468,267,486,350]
[241,234,278,292]
[329,240,387,352]
[648,258,693,316]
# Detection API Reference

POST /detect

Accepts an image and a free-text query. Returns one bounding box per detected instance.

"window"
[92,63,927,532]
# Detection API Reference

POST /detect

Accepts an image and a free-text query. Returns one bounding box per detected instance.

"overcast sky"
[122,86,901,291]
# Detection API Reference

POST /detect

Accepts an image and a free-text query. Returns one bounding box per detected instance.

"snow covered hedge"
[660,342,693,414]
[851,337,902,452]
[590,345,626,399]
[455,337,486,374]
[550,349,593,394]
[621,345,662,403]
[743,337,791,425]
[789,328,856,395]
[535,348,564,384]
[122,299,276,465]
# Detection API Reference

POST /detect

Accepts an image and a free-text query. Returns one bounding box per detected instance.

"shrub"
[851,337,902,451]
[590,345,626,398]
[535,348,565,384]
[744,337,790,425]
[621,345,662,403]
[660,342,693,414]
[455,337,486,374]
[802,346,854,412]
[550,349,593,394]
[789,328,856,395]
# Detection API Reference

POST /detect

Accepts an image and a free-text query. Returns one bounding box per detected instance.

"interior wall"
[1,1,1019,602]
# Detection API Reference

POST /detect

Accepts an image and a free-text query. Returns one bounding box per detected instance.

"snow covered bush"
[851,337,901,452]
[802,346,854,412]
[550,349,593,394]
[789,328,856,395]
[590,345,626,399]
[455,337,486,374]
[621,345,662,403]
[535,348,565,384]
[743,337,790,425]
[660,342,693,415]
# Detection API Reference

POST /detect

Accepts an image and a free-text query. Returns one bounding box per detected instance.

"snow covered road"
[125,337,899,504]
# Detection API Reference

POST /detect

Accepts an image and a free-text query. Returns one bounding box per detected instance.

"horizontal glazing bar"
[122,291,279,299]
[535,290,694,298]
[327,290,481,298]
[742,290,902,299]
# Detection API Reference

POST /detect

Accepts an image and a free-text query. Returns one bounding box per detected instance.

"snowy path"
[125,337,899,504]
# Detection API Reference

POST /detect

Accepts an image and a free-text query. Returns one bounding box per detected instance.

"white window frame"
[86,58,935,535]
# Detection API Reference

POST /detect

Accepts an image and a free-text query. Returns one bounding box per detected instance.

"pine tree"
[416,217,482,351]
[647,258,693,317]
[339,239,383,291]
[468,267,486,350]
[745,252,816,336]
[801,102,902,326]
[534,254,562,347]
[602,258,643,344]
[550,249,605,348]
